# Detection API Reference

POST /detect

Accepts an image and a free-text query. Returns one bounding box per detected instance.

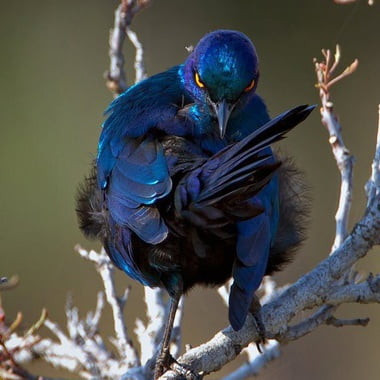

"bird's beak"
[212,100,234,139]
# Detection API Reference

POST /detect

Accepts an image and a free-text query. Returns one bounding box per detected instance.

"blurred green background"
[1,0,379,378]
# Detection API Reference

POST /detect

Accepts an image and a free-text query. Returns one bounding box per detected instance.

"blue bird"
[76,30,313,377]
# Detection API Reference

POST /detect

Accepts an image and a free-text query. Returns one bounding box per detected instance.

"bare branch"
[280,305,336,343]
[135,288,167,367]
[126,28,147,83]
[86,291,105,337]
[325,315,369,327]
[106,0,151,96]
[75,245,140,367]
[222,340,280,380]
[334,0,374,5]
[25,308,48,337]
[327,273,380,305]
[44,318,98,375]
[106,3,128,95]
[314,46,357,251]
[366,104,380,215]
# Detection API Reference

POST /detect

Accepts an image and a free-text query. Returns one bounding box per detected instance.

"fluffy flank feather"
[266,152,311,274]
[75,165,107,240]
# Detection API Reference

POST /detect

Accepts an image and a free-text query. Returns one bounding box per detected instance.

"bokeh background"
[1,0,379,378]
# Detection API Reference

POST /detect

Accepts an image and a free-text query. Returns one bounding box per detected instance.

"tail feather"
[210,104,315,176]
[196,156,272,205]
[196,105,315,207]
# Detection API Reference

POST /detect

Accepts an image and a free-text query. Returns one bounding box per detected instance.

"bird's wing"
[97,65,190,189]
[97,67,191,250]
[106,135,172,244]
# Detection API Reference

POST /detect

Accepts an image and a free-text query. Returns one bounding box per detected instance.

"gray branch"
[334,0,374,5]
[221,340,280,380]
[126,28,147,83]
[76,246,140,368]
[106,0,151,96]
[314,46,357,251]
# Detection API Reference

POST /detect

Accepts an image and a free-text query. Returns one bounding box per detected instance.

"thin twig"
[126,28,147,83]
[106,3,128,95]
[366,104,380,213]
[106,0,151,96]
[325,315,369,327]
[75,245,140,367]
[334,0,374,5]
[280,305,336,343]
[314,45,357,251]
[135,288,167,366]
[222,340,280,380]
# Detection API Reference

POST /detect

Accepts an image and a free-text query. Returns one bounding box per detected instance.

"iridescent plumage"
[76,30,313,377]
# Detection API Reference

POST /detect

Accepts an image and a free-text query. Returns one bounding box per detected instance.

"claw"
[154,348,203,380]
[154,347,175,379]
[250,295,267,352]
[252,313,267,353]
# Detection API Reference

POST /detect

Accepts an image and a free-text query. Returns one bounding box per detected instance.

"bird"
[76,30,313,378]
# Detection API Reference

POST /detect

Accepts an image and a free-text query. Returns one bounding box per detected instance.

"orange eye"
[194,72,205,88]
[244,79,255,92]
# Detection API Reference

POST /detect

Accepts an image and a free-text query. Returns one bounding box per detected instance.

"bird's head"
[183,30,259,138]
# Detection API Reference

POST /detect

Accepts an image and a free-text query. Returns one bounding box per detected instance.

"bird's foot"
[252,310,267,353]
[249,296,267,353]
[154,348,202,380]
[170,362,203,380]
[154,347,175,379]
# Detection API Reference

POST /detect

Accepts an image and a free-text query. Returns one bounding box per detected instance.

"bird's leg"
[249,294,267,353]
[154,292,181,379]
